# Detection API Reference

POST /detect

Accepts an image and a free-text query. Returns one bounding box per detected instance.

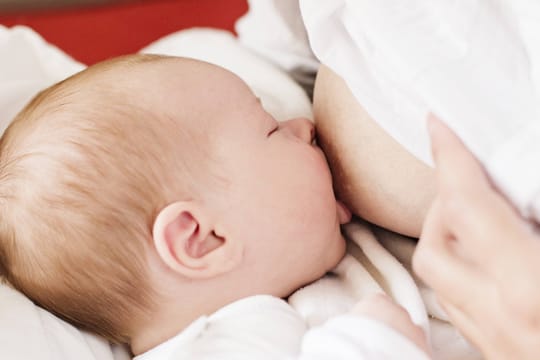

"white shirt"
[237,0,540,223]
[133,295,429,360]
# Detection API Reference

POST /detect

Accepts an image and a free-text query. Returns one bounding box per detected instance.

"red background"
[0,0,248,65]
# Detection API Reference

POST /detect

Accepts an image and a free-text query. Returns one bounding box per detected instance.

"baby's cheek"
[308,147,334,182]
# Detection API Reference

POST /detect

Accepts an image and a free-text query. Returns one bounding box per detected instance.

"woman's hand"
[413,116,540,360]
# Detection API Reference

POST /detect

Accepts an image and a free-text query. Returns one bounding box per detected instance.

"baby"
[0,54,429,359]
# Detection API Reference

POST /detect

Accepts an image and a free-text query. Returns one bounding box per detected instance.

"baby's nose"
[282,118,315,144]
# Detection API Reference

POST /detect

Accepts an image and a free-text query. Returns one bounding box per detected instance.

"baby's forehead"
[29,56,260,147]
[138,58,258,117]
[144,58,253,99]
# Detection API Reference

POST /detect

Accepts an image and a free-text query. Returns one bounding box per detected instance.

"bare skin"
[353,294,430,355]
[313,65,436,238]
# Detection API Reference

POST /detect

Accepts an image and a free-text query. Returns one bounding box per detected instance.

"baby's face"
[152,58,350,296]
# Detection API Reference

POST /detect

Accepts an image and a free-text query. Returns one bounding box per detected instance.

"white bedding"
[0,25,478,360]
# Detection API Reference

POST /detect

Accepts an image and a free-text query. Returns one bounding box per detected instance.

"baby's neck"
[130,301,200,356]
[130,288,260,356]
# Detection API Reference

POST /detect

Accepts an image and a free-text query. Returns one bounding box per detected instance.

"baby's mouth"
[336,200,352,224]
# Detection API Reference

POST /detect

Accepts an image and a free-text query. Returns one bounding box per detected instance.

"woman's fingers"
[417,115,540,360]
[428,115,489,193]
[427,116,494,252]
[425,115,529,271]
[413,199,486,314]
[437,298,507,360]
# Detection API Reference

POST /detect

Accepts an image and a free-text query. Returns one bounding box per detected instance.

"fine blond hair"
[0,54,201,343]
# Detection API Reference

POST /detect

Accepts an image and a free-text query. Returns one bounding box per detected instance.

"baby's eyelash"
[267,126,279,137]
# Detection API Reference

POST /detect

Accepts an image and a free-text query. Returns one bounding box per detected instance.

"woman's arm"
[313,65,435,237]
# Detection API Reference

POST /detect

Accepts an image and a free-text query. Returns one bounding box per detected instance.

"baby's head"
[0,55,350,351]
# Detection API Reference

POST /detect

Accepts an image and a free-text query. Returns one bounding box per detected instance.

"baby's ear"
[152,201,243,279]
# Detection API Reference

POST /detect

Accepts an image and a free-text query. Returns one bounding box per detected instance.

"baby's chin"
[326,233,348,271]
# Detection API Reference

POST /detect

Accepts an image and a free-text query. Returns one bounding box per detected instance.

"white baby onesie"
[134,222,434,360]
[133,295,429,360]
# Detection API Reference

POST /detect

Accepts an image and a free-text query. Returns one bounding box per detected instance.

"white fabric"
[238,0,540,223]
[235,0,319,95]
[0,25,85,134]
[135,223,432,360]
[290,222,429,336]
[134,296,428,360]
[290,222,480,360]
[0,281,130,360]
[235,0,317,76]
[135,221,479,360]
[301,0,540,222]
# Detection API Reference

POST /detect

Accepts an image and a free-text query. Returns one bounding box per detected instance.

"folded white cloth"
[291,221,481,360]
[291,222,428,330]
